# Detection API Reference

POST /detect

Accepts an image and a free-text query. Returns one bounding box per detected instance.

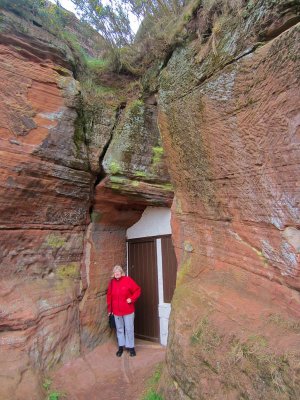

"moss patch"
[131,180,140,187]
[57,263,80,279]
[45,234,66,249]
[108,161,121,174]
[152,146,164,165]
[160,183,173,191]
[110,175,126,184]
[176,256,191,286]
[135,170,148,178]
[73,106,86,154]
[128,99,144,115]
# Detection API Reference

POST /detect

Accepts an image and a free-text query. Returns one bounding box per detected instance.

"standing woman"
[107,265,141,357]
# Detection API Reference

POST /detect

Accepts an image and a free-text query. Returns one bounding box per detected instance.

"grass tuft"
[268,314,300,333]
[190,317,221,351]
[141,363,164,400]
[42,378,66,400]
[142,389,164,400]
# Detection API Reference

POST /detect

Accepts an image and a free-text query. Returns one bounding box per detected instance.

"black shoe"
[116,347,123,357]
[129,348,136,357]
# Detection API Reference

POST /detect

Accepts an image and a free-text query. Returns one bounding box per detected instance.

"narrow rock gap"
[94,101,126,187]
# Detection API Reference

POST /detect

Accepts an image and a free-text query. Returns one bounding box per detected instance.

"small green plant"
[142,389,164,400]
[48,392,64,400]
[129,99,144,113]
[230,335,267,363]
[43,378,65,400]
[42,379,52,391]
[141,363,164,400]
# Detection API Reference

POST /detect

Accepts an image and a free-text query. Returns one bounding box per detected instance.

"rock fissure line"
[0,300,80,333]
[95,101,126,185]
[0,225,86,231]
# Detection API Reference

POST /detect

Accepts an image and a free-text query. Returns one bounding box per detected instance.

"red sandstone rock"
[158,5,300,399]
[0,9,91,399]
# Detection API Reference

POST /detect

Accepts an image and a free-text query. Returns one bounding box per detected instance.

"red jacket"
[107,276,141,316]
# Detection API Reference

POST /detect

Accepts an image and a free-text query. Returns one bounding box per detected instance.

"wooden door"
[128,238,159,342]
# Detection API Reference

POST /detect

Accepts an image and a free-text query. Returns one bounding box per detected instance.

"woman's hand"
[126,298,132,303]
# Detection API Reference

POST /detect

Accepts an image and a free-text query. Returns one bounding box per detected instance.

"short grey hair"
[111,265,125,277]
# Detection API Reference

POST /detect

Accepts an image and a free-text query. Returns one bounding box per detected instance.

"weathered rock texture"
[0,9,91,399]
[0,6,173,398]
[157,1,300,399]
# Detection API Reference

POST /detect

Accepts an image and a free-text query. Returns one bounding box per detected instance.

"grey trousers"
[114,312,135,348]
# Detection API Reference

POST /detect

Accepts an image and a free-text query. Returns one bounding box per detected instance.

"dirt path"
[51,340,165,400]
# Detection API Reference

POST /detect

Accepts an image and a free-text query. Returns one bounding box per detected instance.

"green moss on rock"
[177,256,191,286]
[152,146,164,165]
[131,180,140,187]
[57,262,80,279]
[128,99,144,116]
[109,161,121,174]
[45,234,66,249]
[135,170,148,178]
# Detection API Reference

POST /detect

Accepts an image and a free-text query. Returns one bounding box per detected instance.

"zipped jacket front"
[107,276,141,316]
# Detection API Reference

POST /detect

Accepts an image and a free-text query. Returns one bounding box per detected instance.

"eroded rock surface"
[158,2,300,399]
[0,6,173,396]
[0,9,91,399]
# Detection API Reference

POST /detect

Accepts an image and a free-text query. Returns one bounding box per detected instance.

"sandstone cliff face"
[157,1,300,399]
[1,1,300,399]
[0,9,91,399]
[0,6,172,397]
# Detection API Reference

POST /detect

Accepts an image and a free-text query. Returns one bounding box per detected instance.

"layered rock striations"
[0,5,173,397]
[0,8,92,399]
[158,1,300,399]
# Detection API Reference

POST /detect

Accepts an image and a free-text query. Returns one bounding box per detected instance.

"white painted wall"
[127,207,172,346]
[158,303,171,346]
[156,238,171,346]
[126,206,171,239]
